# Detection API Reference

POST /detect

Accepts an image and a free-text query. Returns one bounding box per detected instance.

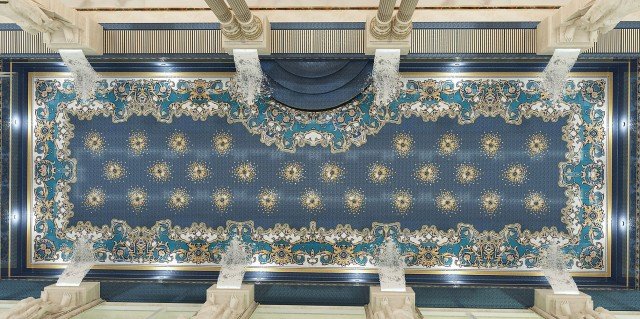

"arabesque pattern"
[30,74,609,273]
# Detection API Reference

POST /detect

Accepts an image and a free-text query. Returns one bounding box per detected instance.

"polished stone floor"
[1,301,639,319]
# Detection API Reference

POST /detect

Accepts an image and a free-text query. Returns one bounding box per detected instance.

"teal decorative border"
[30,74,609,273]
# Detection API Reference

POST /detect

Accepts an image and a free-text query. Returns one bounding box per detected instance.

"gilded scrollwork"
[29,75,609,273]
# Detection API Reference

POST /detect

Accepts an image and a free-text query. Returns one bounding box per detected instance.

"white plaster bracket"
[532,289,616,319]
[366,286,422,319]
[536,0,595,55]
[36,0,103,55]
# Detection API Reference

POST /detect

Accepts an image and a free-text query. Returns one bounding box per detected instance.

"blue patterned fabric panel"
[69,114,566,231]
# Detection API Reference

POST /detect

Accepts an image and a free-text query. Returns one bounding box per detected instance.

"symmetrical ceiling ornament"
[28,74,609,273]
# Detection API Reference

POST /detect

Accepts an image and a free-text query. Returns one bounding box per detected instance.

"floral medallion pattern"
[344,189,365,214]
[455,164,481,185]
[368,163,393,184]
[84,132,105,155]
[438,132,460,156]
[29,75,609,274]
[281,162,304,183]
[480,133,501,158]
[435,190,459,213]
[392,190,413,214]
[212,132,233,155]
[300,189,323,211]
[83,188,105,209]
[527,133,549,158]
[480,190,501,215]
[393,133,414,157]
[187,162,210,182]
[258,188,278,213]
[414,163,439,184]
[504,163,528,185]
[148,162,171,182]
[104,161,126,181]
[128,131,148,155]
[128,187,148,211]
[212,188,233,212]
[168,188,190,210]
[319,162,344,183]
[233,162,257,183]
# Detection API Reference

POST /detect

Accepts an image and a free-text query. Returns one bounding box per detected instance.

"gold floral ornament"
[333,244,354,266]
[128,187,148,211]
[186,242,211,264]
[84,131,105,154]
[212,132,233,155]
[414,163,439,184]
[189,79,212,100]
[188,161,210,182]
[435,191,459,213]
[281,162,304,183]
[258,188,278,213]
[415,79,442,101]
[583,122,605,145]
[417,246,441,267]
[212,188,233,212]
[392,190,413,214]
[35,120,55,142]
[438,132,460,156]
[168,132,189,154]
[480,133,501,158]
[503,164,528,185]
[480,191,501,215]
[301,189,323,211]
[234,162,257,183]
[83,188,105,209]
[148,162,171,182]
[271,244,293,265]
[583,204,604,226]
[527,133,548,157]
[128,131,148,155]
[103,161,125,180]
[168,188,190,210]
[344,189,364,214]
[456,164,480,184]
[368,163,393,184]
[524,192,547,214]
[392,133,414,157]
[320,162,344,183]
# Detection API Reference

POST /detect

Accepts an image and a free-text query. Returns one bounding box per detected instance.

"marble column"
[227,0,263,40]
[392,0,418,39]
[204,0,242,39]
[370,0,396,39]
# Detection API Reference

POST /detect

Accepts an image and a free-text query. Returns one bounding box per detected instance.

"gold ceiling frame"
[20,70,615,279]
